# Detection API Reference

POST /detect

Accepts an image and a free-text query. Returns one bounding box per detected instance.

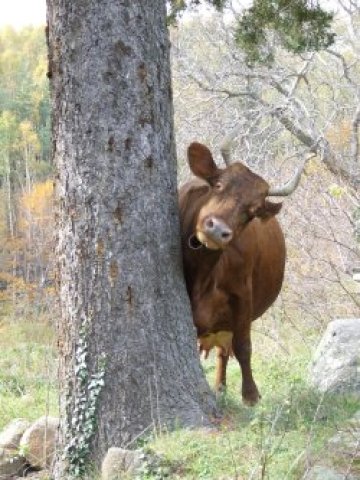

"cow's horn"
[220,127,241,166]
[268,157,309,197]
[220,138,231,166]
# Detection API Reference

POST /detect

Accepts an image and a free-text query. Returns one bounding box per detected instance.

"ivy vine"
[64,325,106,478]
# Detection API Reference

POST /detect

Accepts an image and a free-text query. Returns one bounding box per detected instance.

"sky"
[0,0,46,28]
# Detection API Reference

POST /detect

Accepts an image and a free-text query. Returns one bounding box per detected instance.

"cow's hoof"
[215,385,227,401]
[242,390,261,406]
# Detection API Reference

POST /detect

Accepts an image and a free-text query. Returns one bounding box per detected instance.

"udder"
[198,330,233,358]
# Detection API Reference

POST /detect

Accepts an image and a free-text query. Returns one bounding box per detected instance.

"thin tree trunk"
[5,162,14,238]
[24,146,32,194]
[46,1,217,477]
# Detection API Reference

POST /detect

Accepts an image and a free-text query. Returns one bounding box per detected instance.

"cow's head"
[188,142,303,250]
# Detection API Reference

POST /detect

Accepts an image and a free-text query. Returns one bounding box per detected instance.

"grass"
[0,308,58,430]
[144,327,359,479]
[0,311,358,479]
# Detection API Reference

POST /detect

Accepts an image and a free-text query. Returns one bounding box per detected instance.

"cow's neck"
[189,245,221,277]
[183,237,223,301]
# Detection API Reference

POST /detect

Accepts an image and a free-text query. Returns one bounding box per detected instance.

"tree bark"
[46,1,217,477]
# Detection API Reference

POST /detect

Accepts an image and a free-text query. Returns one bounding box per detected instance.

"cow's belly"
[252,253,285,319]
[190,285,233,336]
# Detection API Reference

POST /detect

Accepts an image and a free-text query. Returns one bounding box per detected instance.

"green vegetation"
[0,26,53,309]
[168,0,335,65]
[65,325,107,478]
[235,0,335,65]
[146,333,358,479]
[0,310,57,431]
[2,314,358,479]
[0,25,51,174]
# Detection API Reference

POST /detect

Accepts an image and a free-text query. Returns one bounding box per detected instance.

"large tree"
[46,1,216,477]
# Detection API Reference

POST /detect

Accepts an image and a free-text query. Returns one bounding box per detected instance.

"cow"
[179,142,306,406]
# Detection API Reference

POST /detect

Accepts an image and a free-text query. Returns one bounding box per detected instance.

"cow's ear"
[188,142,220,182]
[256,200,282,220]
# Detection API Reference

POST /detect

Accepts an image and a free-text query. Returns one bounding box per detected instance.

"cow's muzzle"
[196,216,233,249]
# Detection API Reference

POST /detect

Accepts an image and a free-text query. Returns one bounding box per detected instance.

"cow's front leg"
[232,288,260,406]
[232,332,260,406]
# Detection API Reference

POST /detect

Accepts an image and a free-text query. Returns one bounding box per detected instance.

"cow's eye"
[239,212,249,224]
[214,182,223,191]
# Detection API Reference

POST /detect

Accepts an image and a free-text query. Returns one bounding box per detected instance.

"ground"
[0,309,358,479]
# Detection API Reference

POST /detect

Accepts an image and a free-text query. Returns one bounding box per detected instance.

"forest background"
[0,1,359,478]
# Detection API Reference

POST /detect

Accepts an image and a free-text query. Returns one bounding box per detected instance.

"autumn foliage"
[0,26,53,312]
[0,180,54,307]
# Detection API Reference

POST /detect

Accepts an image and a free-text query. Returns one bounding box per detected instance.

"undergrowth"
[145,328,359,479]
[0,311,358,479]
[0,307,58,430]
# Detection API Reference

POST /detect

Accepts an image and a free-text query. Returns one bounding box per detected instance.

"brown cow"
[179,142,305,405]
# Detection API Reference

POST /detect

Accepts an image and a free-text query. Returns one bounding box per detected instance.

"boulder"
[20,416,59,469]
[0,446,26,477]
[0,418,30,450]
[302,410,360,480]
[303,465,356,480]
[310,318,360,394]
[101,448,146,480]
[101,448,167,479]
[328,410,360,460]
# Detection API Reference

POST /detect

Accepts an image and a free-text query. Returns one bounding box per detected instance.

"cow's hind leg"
[233,331,261,406]
[215,347,229,392]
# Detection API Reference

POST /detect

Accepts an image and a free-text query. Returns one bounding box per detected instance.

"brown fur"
[179,143,286,405]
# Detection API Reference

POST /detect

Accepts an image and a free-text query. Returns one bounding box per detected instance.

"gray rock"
[310,318,360,394]
[303,465,357,480]
[303,411,360,480]
[20,416,59,469]
[0,418,30,450]
[328,409,360,460]
[101,447,146,480]
[0,447,26,477]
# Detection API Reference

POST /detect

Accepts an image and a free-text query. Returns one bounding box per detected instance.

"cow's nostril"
[205,218,214,229]
[221,231,231,240]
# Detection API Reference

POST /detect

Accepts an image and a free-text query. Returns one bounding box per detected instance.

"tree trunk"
[46,0,217,477]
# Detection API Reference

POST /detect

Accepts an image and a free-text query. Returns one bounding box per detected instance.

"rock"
[303,411,360,480]
[303,465,357,480]
[0,418,30,451]
[328,410,360,460]
[0,419,29,477]
[20,416,59,469]
[101,448,146,480]
[310,318,360,394]
[0,446,26,477]
[101,448,166,479]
